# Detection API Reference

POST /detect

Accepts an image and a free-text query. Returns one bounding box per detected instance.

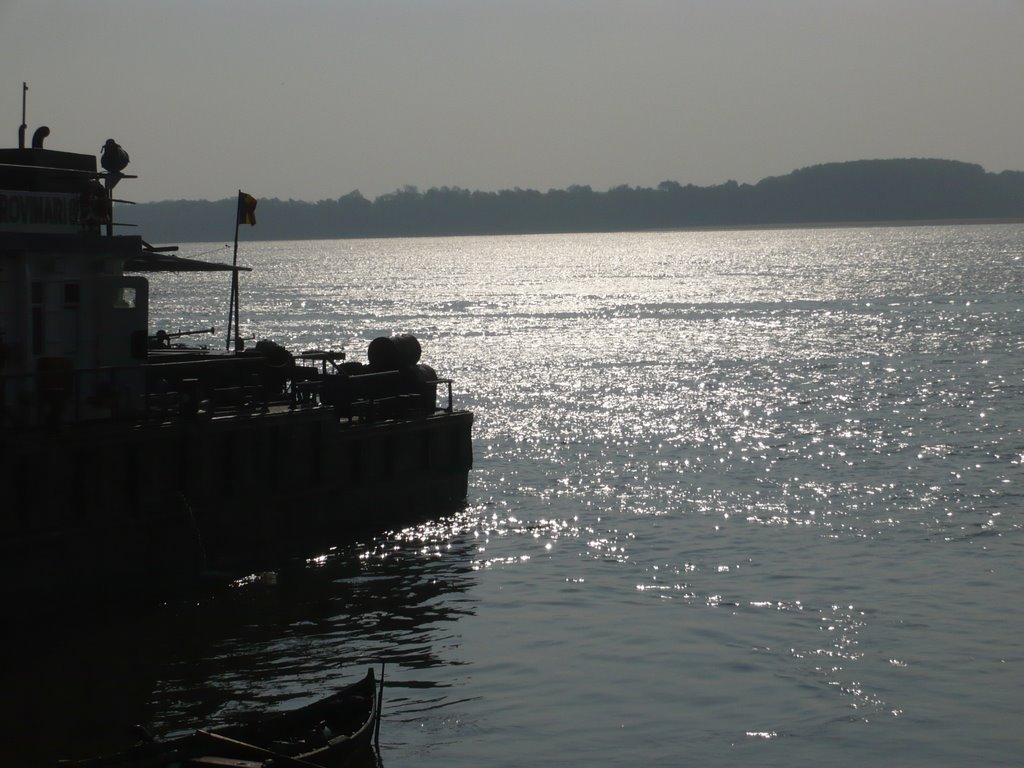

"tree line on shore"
[126,158,1024,243]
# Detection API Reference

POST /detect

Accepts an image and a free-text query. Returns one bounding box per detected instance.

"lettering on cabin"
[0,191,82,233]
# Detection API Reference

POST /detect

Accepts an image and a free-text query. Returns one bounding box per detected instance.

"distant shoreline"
[128,159,1024,242]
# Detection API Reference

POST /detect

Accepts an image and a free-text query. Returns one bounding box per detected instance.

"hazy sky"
[3,0,1023,204]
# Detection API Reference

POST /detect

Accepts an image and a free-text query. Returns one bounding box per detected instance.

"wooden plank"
[190,757,264,768]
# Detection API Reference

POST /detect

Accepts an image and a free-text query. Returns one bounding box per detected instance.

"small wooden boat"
[63,668,382,767]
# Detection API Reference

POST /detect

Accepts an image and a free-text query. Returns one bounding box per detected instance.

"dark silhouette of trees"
[124,159,1024,243]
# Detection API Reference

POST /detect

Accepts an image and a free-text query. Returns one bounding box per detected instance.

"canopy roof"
[125,249,250,272]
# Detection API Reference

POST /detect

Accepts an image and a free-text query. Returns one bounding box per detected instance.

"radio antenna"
[18,82,27,149]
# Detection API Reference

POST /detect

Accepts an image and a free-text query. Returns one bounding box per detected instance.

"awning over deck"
[124,249,250,272]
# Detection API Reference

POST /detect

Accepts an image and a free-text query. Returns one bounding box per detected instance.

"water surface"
[10,225,1024,767]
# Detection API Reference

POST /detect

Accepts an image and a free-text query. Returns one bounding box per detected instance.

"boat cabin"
[0,122,248,427]
[0,138,149,378]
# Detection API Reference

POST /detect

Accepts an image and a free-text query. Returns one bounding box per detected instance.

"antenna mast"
[18,82,27,149]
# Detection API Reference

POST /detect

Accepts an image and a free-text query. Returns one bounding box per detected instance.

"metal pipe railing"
[2,365,461,432]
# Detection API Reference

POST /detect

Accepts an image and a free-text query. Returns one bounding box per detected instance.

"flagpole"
[228,191,256,351]
[227,190,241,351]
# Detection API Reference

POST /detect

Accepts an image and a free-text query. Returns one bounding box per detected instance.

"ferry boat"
[0,104,473,605]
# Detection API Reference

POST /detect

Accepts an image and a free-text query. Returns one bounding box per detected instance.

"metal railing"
[2,364,458,432]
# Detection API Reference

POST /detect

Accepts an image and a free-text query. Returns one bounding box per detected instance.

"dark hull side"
[0,407,473,605]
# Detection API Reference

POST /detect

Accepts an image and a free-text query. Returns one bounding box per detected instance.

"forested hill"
[126,158,1024,243]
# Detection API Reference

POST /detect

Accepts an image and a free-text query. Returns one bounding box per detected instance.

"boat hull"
[63,667,381,767]
[1,407,473,604]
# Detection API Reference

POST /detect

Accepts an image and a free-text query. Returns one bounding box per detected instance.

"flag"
[237,191,257,226]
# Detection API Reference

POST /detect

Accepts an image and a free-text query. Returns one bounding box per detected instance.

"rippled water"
[11,225,1024,767]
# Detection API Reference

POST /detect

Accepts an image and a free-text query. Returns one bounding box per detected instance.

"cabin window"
[62,281,81,355]
[31,281,44,355]
[114,285,136,309]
